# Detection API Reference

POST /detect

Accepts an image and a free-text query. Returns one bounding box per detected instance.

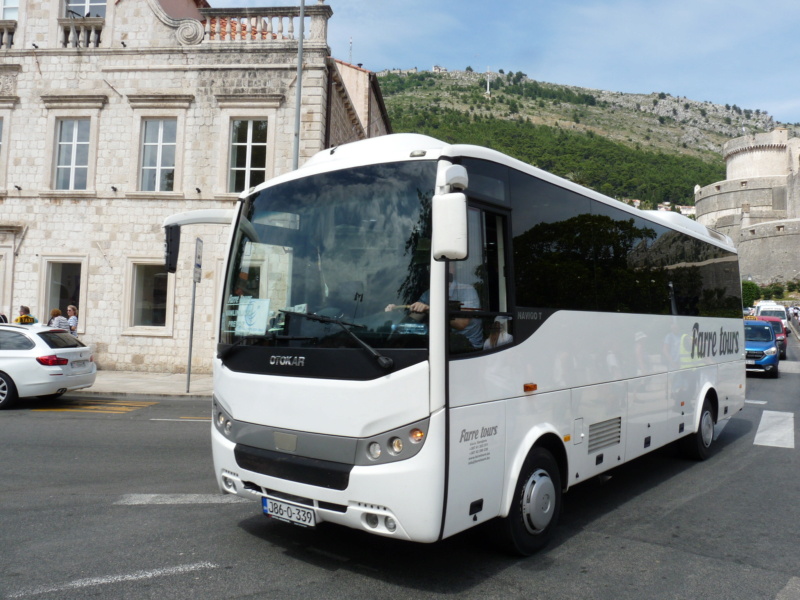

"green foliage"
[379,72,439,95]
[741,280,760,308]
[388,106,724,205]
[768,283,785,298]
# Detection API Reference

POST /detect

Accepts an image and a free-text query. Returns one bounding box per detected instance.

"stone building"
[694,128,800,284]
[0,0,390,373]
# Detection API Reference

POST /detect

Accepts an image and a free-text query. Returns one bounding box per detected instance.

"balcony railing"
[58,17,104,48]
[199,2,331,45]
[0,20,15,49]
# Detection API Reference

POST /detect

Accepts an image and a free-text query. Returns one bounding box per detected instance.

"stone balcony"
[57,17,104,49]
[198,2,332,46]
[0,19,14,49]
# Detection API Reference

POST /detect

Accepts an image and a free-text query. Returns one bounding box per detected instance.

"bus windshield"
[221,160,437,350]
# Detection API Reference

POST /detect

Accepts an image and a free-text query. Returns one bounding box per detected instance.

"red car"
[754,316,787,359]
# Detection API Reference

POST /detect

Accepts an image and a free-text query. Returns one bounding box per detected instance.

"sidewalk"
[72,369,213,401]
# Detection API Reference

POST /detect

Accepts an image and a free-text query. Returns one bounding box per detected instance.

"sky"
[210,0,800,125]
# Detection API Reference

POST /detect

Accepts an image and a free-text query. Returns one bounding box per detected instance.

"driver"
[386,263,483,350]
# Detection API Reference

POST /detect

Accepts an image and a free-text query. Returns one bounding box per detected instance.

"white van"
[756,303,790,332]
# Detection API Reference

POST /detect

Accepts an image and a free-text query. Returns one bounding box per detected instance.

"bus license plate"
[262,497,315,527]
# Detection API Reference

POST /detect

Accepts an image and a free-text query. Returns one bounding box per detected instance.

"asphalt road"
[1,334,798,600]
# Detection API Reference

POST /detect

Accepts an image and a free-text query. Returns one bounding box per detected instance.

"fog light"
[389,437,403,454]
[385,516,397,532]
[222,476,236,492]
[368,442,382,460]
[365,513,379,529]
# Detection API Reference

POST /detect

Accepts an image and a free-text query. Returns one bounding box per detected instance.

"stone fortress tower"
[694,128,800,284]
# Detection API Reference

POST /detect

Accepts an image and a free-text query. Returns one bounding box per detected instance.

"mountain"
[378,69,796,207]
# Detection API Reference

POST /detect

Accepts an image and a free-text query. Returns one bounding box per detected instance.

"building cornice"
[40,94,108,109]
[215,94,284,109]
[127,94,194,109]
[0,95,19,109]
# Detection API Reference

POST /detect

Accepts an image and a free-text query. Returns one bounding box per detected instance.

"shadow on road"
[236,417,753,593]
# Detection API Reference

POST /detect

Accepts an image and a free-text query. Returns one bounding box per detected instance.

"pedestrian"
[67,305,79,337]
[47,308,70,330]
[13,305,38,324]
[0,312,7,323]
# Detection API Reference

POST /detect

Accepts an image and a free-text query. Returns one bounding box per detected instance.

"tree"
[741,280,760,308]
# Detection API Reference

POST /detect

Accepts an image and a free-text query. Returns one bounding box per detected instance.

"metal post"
[187,238,202,393]
[186,278,196,393]
[292,0,306,170]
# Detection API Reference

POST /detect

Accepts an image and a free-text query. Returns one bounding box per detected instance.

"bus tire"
[497,447,561,556]
[681,396,714,461]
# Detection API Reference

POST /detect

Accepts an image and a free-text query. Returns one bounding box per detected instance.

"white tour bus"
[165,133,745,555]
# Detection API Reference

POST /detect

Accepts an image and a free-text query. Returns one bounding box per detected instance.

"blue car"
[744,319,780,378]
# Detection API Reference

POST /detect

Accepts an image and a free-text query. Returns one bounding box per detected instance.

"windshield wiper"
[279,310,394,370]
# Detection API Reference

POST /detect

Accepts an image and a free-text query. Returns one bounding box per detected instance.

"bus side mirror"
[432,192,467,260]
[164,224,181,273]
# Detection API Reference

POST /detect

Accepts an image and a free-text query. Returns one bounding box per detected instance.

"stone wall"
[695,128,800,285]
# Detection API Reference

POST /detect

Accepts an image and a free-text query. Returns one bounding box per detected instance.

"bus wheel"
[681,396,715,461]
[498,447,561,556]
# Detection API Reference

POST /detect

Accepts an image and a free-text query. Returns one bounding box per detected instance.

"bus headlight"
[212,398,236,440]
[356,417,430,466]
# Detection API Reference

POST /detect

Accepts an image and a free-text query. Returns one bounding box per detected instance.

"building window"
[133,264,168,327]
[46,261,82,316]
[65,0,105,18]
[228,119,268,193]
[1,0,18,20]
[140,119,176,192]
[40,256,88,335]
[55,119,90,190]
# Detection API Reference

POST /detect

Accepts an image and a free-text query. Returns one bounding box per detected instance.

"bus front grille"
[235,444,352,491]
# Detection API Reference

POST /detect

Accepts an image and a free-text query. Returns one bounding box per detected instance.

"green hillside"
[380,70,791,207]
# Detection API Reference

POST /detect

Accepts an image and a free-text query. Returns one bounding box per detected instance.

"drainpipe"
[292,0,306,170]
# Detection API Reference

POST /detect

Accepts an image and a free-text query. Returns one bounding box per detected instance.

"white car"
[0,323,96,409]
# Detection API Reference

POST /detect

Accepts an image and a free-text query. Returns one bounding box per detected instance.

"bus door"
[444,205,513,538]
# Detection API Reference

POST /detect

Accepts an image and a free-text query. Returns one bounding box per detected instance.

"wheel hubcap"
[700,410,714,448]
[521,468,556,534]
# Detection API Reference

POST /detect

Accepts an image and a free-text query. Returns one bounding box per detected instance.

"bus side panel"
[715,361,746,423]
[624,374,670,462]
[442,401,506,539]
[501,390,571,517]
[569,381,628,481]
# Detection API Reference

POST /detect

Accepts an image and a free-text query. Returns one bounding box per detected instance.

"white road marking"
[8,562,217,598]
[753,411,795,449]
[150,418,210,422]
[115,493,249,505]
[745,400,768,405]
[776,577,800,600]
